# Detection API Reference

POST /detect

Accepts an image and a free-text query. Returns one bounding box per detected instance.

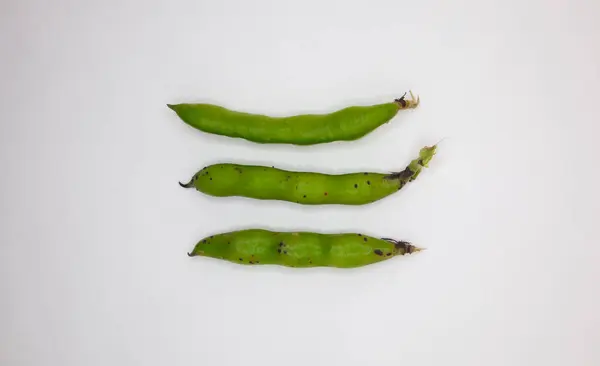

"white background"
[1,0,599,365]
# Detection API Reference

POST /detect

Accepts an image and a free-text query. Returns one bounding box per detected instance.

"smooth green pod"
[167,92,419,145]
[188,229,422,268]
[179,144,437,205]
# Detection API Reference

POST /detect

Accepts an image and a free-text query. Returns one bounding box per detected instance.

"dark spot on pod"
[256,261,260,264]
[395,97,407,108]
[283,251,288,254]
[239,258,243,261]
[386,253,392,257]
[278,249,281,253]
[324,192,328,196]
[249,261,253,264]
[394,241,410,251]
[367,181,370,185]
[364,172,368,175]
[358,234,362,236]
[363,237,368,242]
[210,178,212,180]
[354,184,358,188]
[279,242,284,247]
[374,249,383,256]
[303,195,307,198]
[202,240,206,243]
[385,167,413,181]
[271,166,274,168]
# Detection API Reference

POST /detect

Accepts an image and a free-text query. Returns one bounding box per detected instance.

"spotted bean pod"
[179,144,437,205]
[167,92,419,145]
[188,229,422,268]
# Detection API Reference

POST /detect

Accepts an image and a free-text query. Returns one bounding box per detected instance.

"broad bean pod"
[179,144,437,205]
[188,229,422,268]
[167,92,419,145]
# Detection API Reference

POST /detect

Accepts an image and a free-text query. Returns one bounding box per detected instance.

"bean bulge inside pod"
[179,144,437,205]
[188,229,422,268]
[167,92,419,145]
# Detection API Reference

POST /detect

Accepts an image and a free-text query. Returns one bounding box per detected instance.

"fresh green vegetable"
[179,144,437,205]
[188,229,422,268]
[167,92,419,145]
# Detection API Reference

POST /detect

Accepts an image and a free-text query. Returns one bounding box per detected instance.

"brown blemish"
[386,167,414,181]
[393,241,410,252]
[374,249,383,256]
[324,192,328,196]
[354,184,358,188]
[367,181,370,185]
[394,94,407,108]
[363,237,367,242]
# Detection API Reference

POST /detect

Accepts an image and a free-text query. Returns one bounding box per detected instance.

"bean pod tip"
[179,179,194,188]
[394,90,420,109]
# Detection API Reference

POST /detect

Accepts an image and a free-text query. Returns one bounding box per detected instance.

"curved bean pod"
[188,229,422,268]
[179,144,437,205]
[167,92,419,145]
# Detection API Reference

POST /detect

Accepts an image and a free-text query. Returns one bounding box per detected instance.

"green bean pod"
[167,92,419,145]
[179,144,437,205]
[188,229,422,268]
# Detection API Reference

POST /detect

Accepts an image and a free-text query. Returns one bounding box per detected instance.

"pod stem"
[381,238,424,254]
[394,90,420,109]
[385,143,438,181]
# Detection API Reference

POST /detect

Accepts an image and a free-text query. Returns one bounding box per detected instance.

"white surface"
[1,0,599,365]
